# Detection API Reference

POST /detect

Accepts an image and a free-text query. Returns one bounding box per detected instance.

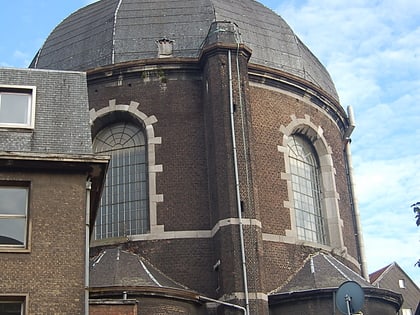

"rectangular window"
[0,86,36,128]
[0,298,25,315]
[398,279,406,288]
[402,309,412,315]
[0,185,29,248]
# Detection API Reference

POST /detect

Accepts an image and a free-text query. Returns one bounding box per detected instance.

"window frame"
[0,182,30,251]
[93,122,149,239]
[0,85,36,129]
[288,134,327,245]
[398,279,406,289]
[269,118,347,255]
[0,295,26,315]
[402,308,412,315]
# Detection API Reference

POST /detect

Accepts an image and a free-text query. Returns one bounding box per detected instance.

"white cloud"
[271,0,420,285]
[354,156,420,205]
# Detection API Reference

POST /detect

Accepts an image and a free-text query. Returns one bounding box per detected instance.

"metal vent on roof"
[156,39,174,58]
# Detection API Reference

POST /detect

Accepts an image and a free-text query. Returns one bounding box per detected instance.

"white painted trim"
[0,85,36,129]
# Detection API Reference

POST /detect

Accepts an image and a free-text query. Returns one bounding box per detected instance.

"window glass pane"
[0,219,26,245]
[0,187,28,215]
[93,122,148,239]
[288,135,326,245]
[0,186,28,247]
[0,93,30,125]
[0,302,22,315]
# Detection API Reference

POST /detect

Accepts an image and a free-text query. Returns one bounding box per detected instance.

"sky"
[1,0,419,286]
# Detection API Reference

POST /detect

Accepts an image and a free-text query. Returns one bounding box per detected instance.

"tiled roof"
[369,263,393,284]
[272,252,372,294]
[90,247,187,289]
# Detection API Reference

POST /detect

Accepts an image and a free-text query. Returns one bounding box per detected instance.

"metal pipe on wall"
[344,106,369,280]
[228,49,250,315]
[85,179,92,315]
[199,295,247,315]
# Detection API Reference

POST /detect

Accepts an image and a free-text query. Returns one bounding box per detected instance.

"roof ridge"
[111,0,123,64]
[123,249,190,290]
[269,252,318,294]
[321,253,352,281]
[320,253,369,284]
[369,263,393,285]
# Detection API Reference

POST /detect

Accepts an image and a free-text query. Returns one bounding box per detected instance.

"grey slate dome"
[31,0,338,100]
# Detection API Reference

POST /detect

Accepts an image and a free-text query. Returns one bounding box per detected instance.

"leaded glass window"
[288,135,326,244]
[93,122,149,239]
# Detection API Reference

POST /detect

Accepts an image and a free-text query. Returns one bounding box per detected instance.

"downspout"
[343,106,369,280]
[199,295,246,315]
[85,179,92,315]
[228,49,250,315]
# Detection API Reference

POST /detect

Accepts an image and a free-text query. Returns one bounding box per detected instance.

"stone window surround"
[89,101,262,243]
[89,99,164,241]
[263,114,346,254]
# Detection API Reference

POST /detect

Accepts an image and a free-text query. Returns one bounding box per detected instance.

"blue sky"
[1,0,419,286]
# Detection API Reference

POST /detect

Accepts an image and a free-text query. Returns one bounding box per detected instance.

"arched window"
[288,135,326,244]
[93,122,149,239]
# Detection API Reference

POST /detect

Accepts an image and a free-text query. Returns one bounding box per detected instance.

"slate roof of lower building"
[90,247,187,289]
[271,252,372,294]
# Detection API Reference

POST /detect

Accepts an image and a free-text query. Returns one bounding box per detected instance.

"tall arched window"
[288,135,326,244]
[93,122,149,239]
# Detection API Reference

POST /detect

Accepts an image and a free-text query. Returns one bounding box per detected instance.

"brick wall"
[90,301,137,315]
[86,49,360,314]
[0,171,87,314]
[88,66,211,231]
[249,85,360,282]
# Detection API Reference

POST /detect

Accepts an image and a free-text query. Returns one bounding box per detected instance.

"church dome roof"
[30,0,338,100]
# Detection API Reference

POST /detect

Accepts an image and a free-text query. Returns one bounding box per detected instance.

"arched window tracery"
[288,135,327,244]
[93,122,149,239]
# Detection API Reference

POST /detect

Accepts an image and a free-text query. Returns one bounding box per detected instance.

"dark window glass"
[93,122,149,239]
[0,301,23,315]
[288,135,326,244]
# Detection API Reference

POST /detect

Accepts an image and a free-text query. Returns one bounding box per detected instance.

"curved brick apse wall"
[27,0,402,314]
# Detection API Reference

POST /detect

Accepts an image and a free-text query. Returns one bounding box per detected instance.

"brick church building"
[1,0,403,314]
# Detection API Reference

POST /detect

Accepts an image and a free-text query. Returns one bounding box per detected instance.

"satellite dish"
[336,281,365,315]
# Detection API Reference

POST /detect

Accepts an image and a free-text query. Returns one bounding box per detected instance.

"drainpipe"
[343,106,369,280]
[85,179,92,315]
[199,295,246,315]
[228,49,250,315]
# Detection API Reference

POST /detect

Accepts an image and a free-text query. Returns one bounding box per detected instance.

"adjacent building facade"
[370,262,420,315]
[0,0,406,314]
[0,68,108,314]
